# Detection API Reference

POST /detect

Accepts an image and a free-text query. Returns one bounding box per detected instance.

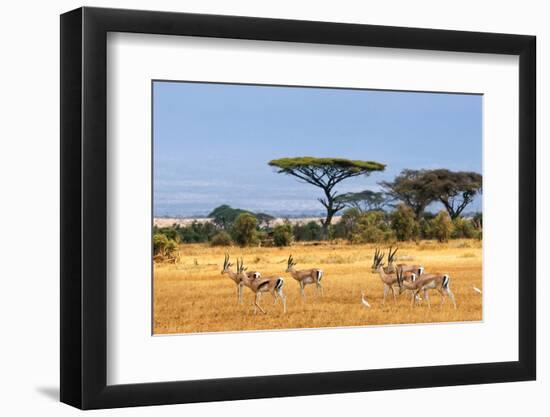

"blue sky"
[153,81,482,217]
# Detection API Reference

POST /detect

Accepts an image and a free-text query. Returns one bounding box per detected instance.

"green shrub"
[273,223,293,247]
[164,239,178,256]
[153,233,169,255]
[472,212,482,230]
[430,210,454,242]
[336,208,392,243]
[335,208,363,241]
[293,221,323,241]
[155,226,179,242]
[356,211,392,243]
[210,231,232,246]
[178,221,217,243]
[153,233,178,257]
[231,213,258,247]
[390,204,419,241]
[452,217,476,239]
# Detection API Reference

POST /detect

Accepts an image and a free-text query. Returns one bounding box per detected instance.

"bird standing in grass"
[361,292,371,308]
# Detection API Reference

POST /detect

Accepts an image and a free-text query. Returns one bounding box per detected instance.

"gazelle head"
[286,255,297,272]
[221,253,233,275]
[371,248,385,272]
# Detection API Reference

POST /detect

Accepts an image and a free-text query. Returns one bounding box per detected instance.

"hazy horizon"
[153,81,482,218]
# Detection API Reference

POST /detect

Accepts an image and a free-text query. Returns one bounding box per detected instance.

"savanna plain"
[153,239,482,334]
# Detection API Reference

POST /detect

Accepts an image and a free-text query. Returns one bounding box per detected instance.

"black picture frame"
[60,6,536,410]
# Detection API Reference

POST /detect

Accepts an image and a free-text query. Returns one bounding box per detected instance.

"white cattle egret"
[361,292,371,308]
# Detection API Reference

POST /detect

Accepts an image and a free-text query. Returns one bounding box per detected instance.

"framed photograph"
[60,6,536,409]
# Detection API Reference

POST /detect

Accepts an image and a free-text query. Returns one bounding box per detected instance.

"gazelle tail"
[316,270,323,283]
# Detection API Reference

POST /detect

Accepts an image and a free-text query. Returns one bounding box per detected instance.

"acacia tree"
[380,169,435,218]
[268,157,385,234]
[336,190,389,212]
[381,168,482,219]
[422,169,482,219]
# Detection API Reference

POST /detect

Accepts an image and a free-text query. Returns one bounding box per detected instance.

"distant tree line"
[153,204,482,254]
[153,163,482,253]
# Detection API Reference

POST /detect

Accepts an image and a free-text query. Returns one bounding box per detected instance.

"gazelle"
[385,246,424,278]
[396,269,457,309]
[285,255,324,298]
[371,248,399,305]
[237,258,287,314]
[221,253,261,304]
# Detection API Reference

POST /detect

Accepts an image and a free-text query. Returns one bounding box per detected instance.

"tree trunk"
[320,188,338,238]
[322,210,336,236]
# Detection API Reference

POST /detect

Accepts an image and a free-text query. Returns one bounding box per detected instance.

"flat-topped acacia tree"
[268,157,385,234]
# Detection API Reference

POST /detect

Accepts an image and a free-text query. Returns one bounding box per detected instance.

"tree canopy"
[336,190,389,212]
[381,169,482,219]
[208,205,275,229]
[422,169,482,219]
[208,205,250,227]
[269,157,385,172]
[380,169,434,218]
[269,157,385,234]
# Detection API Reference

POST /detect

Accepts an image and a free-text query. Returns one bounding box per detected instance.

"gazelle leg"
[424,290,431,309]
[438,289,446,308]
[269,290,277,305]
[391,286,397,304]
[300,282,305,299]
[316,282,323,296]
[383,285,389,305]
[279,290,287,313]
[446,288,457,309]
[411,290,417,308]
[255,293,266,314]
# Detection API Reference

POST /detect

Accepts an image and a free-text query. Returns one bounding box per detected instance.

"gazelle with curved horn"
[396,269,457,309]
[221,253,261,304]
[385,246,424,278]
[238,258,287,314]
[285,254,324,298]
[371,248,399,305]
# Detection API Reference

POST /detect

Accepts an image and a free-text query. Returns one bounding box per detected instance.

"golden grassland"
[153,239,482,334]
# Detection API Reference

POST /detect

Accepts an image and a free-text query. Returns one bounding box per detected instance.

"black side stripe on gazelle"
[442,274,450,288]
[316,270,323,282]
[275,278,284,291]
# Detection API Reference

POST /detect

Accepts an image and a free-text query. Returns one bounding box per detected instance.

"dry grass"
[153,239,482,335]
